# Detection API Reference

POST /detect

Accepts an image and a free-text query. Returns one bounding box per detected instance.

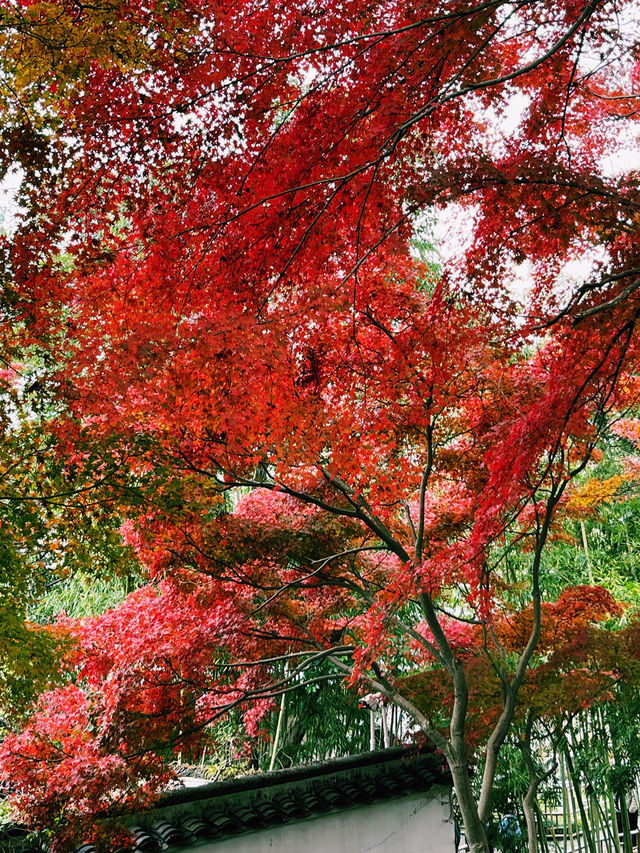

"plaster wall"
[195,790,453,853]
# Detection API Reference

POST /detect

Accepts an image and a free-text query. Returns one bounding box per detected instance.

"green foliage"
[0,530,64,717]
[261,676,371,770]
[601,691,640,792]
[0,336,146,716]
[487,743,529,816]
[31,571,142,623]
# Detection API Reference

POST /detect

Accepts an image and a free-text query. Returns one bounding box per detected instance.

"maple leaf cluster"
[0,578,254,847]
[402,585,637,747]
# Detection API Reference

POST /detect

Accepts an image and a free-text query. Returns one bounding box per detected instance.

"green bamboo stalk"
[594,705,621,853]
[567,751,581,853]
[608,789,622,853]
[269,689,287,772]
[588,793,600,853]
[561,752,571,853]
[592,786,619,853]
[564,746,598,853]
[619,796,633,853]
[534,802,550,853]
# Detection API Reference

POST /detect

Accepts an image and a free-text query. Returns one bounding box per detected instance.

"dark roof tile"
[251,800,284,823]
[151,821,182,847]
[205,811,235,836]
[130,826,161,852]
[177,815,208,842]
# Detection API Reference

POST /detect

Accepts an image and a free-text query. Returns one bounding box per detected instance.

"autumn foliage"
[0,0,639,849]
[2,564,636,850]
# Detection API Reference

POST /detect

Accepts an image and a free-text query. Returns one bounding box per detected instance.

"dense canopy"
[0,0,639,849]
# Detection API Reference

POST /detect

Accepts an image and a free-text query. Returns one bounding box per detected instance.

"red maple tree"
[1,0,640,850]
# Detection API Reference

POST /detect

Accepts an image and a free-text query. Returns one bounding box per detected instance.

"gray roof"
[2,747,451,852]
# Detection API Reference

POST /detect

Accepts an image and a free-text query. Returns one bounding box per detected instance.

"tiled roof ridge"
[159,744,448,807]
[1,747,451,853]
[117,746,451,852]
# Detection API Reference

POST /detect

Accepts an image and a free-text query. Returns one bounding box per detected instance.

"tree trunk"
[450,760,491,853]
[519,716,552,853]
[523,778,539,853]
